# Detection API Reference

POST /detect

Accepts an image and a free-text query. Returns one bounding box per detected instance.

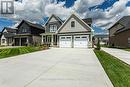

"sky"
[0,0,130,34]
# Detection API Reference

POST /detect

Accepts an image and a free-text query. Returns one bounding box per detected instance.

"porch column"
[27,37,29,46]
[19,38,21,46]
[13,38,15,46]
[46,35,48,44]
[57,35,59,47]
[41,35,43,44]
[51,34,54,46]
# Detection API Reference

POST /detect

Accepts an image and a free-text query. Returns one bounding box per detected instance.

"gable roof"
[57,14,93,33]
[1,27,17,33]
[1,27,17,38]
[82,18,92,25]
[108,16,130,30]
[109,16,130,34]
[3,33,15,38]
[17,20,45,30]
[44,14,63,26]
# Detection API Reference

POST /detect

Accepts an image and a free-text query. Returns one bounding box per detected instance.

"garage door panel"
[59,35,89,48]
[74,35,88,48]
[59,36,72,48]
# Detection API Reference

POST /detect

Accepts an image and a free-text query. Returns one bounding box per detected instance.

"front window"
[71,21,75,27]
[22,28,27,32]
[2,39,5,43]
[50,25,57,32]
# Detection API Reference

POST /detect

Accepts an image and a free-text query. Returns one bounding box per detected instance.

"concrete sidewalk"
[102,48,130,65]
[0,48,113,87]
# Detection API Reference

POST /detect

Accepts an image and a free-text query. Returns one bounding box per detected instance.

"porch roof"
[40,33,56,35]
[14,34,32,38]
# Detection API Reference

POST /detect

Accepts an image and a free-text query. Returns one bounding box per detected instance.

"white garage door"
[74,35,88,48]
[59,36,72,48]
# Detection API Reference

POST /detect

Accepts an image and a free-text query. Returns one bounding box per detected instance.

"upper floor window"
[22,28,27,32]
[50,25,57,32]
[71,21,75,27]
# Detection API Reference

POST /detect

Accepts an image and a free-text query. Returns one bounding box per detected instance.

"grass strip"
[94,49,130,87]
[0,46,47,59]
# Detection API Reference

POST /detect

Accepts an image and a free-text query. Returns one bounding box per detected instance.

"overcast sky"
[0,0,130,34]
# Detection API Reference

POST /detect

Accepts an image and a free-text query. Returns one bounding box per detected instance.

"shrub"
[95,38,101,50]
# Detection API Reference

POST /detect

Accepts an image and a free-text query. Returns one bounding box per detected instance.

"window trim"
[50,24,57,32]
[71,21,75,28]
[22,28,27,33]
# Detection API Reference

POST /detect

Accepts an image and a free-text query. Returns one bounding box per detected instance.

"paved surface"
[0,46,23,49]
[102,47,130,65]
[0,48,113,87]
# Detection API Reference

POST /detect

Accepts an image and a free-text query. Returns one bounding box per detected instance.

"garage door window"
[60,37,71,41]
[75,37,80,41]
[82,36,87,38]
[61,37,65,39]
[75,36,88,41]
[66,37,71,39]
[66,37,71,41]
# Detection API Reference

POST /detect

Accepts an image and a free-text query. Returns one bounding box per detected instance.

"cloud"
[83,0,130,29]
[0,0,105,21]
[0,0,49,21]
[45,1,73,19]
[0,0,130,30]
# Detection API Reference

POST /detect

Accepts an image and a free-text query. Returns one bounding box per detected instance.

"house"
[0,27,17,46]
[109,16,130,48]
[14,20,45,46]
[41,14,93,48]
[94,34,109,45]
[41,14,63,46]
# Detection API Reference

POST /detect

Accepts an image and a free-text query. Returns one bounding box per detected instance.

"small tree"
[96,38,101,50]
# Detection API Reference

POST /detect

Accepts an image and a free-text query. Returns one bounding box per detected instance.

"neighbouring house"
[109,16,130,48]
[0,27,17,46]
[14,20,45,46]
[41,14,93,48]
[94,34,109,45]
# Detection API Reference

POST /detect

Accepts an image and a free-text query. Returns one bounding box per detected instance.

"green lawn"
[94,50,130,87]
[123,48,130,52]
[0,46,48,59]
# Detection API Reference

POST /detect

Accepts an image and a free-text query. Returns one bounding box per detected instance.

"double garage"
[59,35,89,48]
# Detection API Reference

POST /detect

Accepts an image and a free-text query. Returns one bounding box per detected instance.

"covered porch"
[14,35,32,46]
[41,33,58,47]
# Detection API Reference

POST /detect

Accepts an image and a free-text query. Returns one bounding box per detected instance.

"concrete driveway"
[102,47,130,65]
[0,48,113,87]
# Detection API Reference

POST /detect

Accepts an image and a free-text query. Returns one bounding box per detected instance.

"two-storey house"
[41,14,93,48]
[14,20,45,46]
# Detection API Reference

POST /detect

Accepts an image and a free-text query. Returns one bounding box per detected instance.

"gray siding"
[17,22,31,34]
[32,36,42,45]
[45,21,62,33]
[59,17,90,33]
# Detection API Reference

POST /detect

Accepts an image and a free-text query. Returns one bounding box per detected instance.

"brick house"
[109,16,130,48]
